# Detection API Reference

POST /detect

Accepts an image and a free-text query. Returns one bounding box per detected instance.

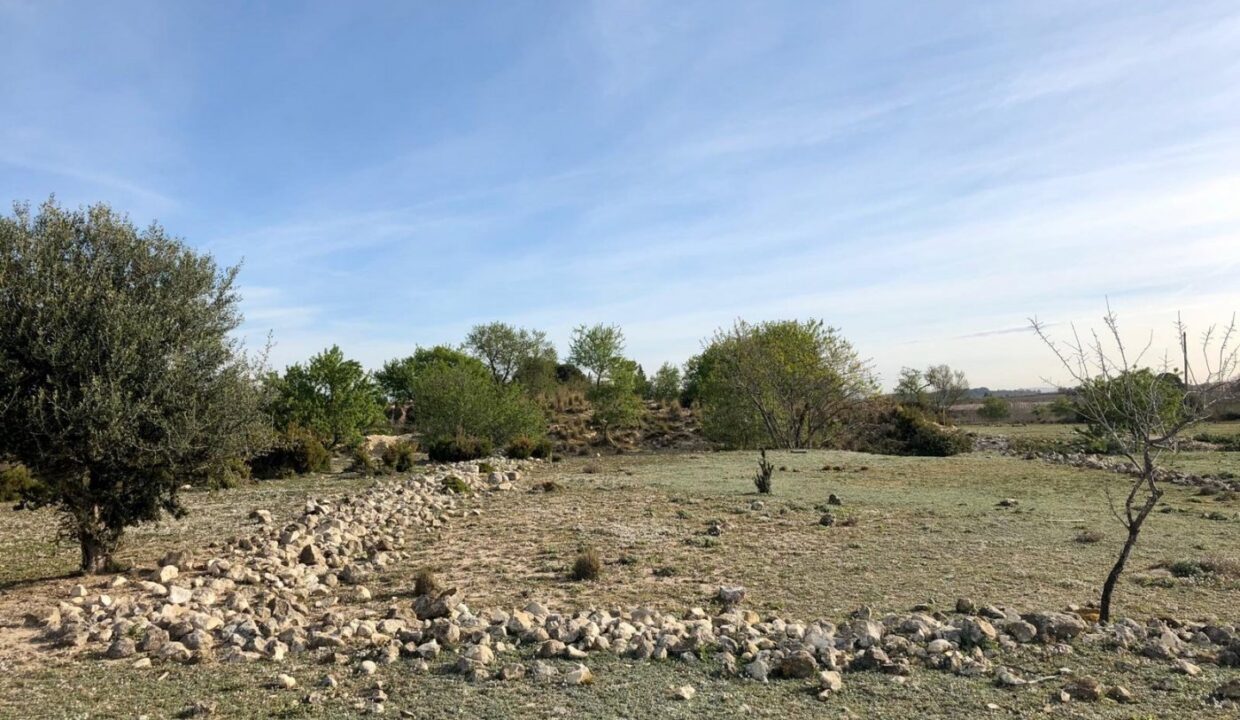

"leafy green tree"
[464,322,556,384]
[977,396,1011,420]
[411,360,545,446]
[568,323,625,388]
[650,362,682,405]
[697,319,877,449]
[267,345,385,448]
[0,199,271,572]
[588,359,646,442]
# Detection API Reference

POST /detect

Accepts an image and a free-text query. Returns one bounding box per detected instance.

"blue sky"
[2,0,1238,389]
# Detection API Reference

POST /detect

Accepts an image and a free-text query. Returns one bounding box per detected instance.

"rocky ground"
[8,454,1239,718]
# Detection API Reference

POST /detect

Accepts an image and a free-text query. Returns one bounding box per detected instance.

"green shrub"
[977,396,1011,421]
[250,425,331,478]
[1193,431,1240,451]
[426,433,493,463]
[381,439,417,472]
[571,547,602,581]
[263,345,386,449]
[206,457,252,490]
[844,404,972,457]
[505,435,554,460]
[411,360,545,449]
[0,464,39,502]
[441,475,472,494]
[348,446,380,476]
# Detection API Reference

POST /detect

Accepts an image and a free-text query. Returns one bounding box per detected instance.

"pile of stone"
[29,458,527,666]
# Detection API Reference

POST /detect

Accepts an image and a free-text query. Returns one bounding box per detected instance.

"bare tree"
[925,364,969,422]
[1031,305,1239,622]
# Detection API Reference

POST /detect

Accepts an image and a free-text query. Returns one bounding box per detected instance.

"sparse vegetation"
[414,569,440,597]
[381,439,417,472]
[427,433,494,463]
[571,547,603,580]
[250,425,331,478]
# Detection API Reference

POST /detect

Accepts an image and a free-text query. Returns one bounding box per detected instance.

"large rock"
[1022,611,1086,642]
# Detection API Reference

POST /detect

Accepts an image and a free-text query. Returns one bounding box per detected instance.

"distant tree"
[267,345,385,448]
[924,364,969,422]
[588,359,646,443]
[978,396,1012,421]
[0,199,271,572]
[568,323,625,388]
[1032,307,1239,622]
[697,319,878,449]
[375,355,419,426]
[464,322,556,384]
[634,363,652,399]
[650,362,683,405]
[894,367,927,407]
[411,345,487,375]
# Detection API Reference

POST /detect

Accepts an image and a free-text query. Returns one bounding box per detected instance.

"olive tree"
[267,345,385,448]
[698,320,878,449]
[1032,307,1239,622]
[568,323,625,388]
[464,322,556,384]
[0,200,271,573]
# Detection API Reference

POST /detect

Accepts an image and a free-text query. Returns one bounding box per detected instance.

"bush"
[441,475,472,494]
[413,569,440,597]
[348,446,380,476]
[843,404,972,457]
[1075,529,1105,544]
[978,396,1011,421]
[426,433,493,463]
[505,435,553,460]
[753,449,773,494]
[1193,431,1240,451]
[251,425,331,479]
[412,360,546,450]
[206,457,252,490]
[0,464,39,502]
[381,439,417,472]
[571,547,602,581]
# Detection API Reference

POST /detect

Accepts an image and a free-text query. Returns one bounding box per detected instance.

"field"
[2,447,1238,718]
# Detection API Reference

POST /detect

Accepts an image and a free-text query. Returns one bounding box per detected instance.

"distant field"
[3,448,1238,718]
[970,420,1240,443]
